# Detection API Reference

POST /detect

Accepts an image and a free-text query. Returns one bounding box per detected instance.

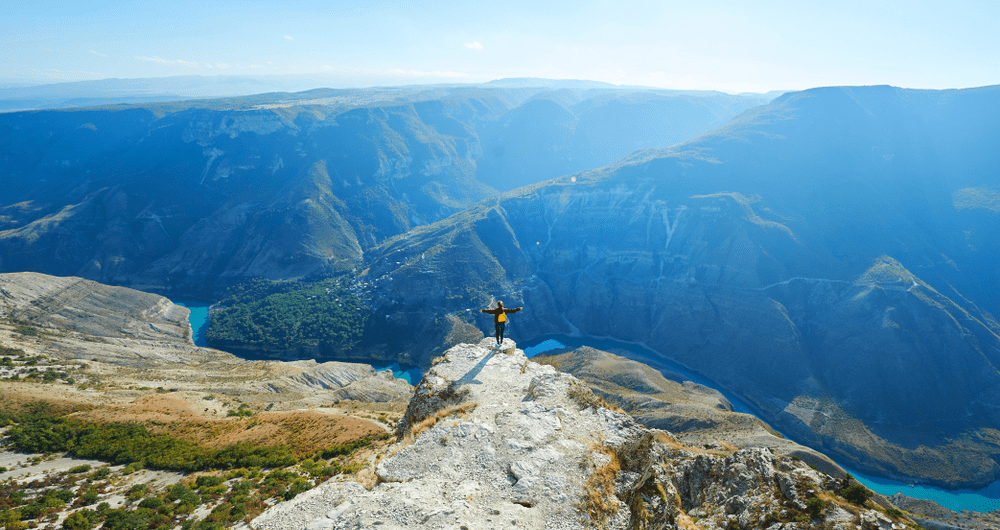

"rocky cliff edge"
[249,338,911,530]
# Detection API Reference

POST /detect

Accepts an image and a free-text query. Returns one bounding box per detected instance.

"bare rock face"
[250,339,913,529]
[535,346,844,477]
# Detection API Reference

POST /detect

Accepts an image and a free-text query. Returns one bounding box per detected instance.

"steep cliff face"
[249,339,914,530]
[364,85,1000,488]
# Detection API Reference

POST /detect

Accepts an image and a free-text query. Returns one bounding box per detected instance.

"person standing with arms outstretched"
[480,301,522,346]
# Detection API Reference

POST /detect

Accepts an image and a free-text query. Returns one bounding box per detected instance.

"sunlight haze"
[3,0,998,92]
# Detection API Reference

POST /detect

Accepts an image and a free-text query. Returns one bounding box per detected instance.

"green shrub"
[62,509,98,530]
[78,492,99,506]
[195,476,224,488]
[840,484,873,505]
[231,480,251,495]
[15,325,39,337]
[126,485,148,499]
[199,485,228,500]
[68,465,92,474]
[102,508,149,530]
[227,404,254,418]
[213,442,296,469]
[49,490,75,503]
[318,434,387,459]
[165,484,200,506]
[18,503,45,520]
[806,497,827,516]
[283,479,311,500]
[7,414,299,473]
[137,497,164,510]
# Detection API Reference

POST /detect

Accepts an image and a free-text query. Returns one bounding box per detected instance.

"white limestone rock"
[249,338,914,530]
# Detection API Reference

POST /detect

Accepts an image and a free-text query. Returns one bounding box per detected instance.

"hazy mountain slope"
[476,90,768,190]
[0,102,487,293]
[0,75,335,111]
[0,84,768,296]
[364,84,1000,488]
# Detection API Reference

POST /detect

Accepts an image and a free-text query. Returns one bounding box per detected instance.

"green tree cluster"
[838,474,874,506]
[5,414,296,472]
[206,278,367,353]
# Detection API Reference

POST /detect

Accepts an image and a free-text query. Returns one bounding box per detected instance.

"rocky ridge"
[254,360,413,403]
[0,272,413,530]
[887,494,1000,530]
[0,272,190,342]
[249,338,915,530]
[532,346,843,476]
[0,272,412,405]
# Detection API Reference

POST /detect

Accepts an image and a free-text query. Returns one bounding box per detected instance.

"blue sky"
[2,0,998,93]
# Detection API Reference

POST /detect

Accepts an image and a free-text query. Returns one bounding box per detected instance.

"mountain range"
[0,82,767,295]
[3,80,1000,489]
[363,84,1000,488]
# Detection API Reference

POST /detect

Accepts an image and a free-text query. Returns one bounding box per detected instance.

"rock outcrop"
[533,346,843,476]
[255,360,413,403]
[886,493,1000,530]
[0,272,191,342]
[249,339,914,529]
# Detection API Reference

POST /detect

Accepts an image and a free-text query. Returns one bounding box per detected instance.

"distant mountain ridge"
[0,83,768,295]
[0,75,779,112]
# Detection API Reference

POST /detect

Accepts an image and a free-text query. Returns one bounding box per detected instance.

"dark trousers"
[495,322,506,344]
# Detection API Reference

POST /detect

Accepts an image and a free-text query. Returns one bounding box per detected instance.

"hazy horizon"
[4,1,998,94]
